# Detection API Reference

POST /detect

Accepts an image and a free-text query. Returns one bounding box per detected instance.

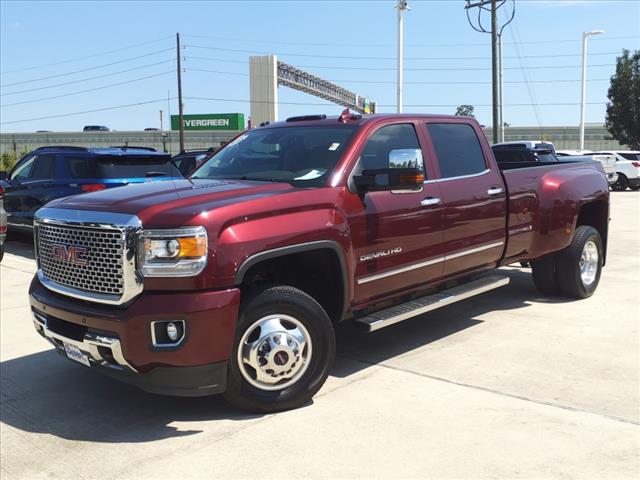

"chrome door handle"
[487,187,503,196]
[421,197,441,207]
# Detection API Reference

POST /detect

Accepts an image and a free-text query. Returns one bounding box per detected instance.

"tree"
[455,105,475,117]
[605,49,640,149]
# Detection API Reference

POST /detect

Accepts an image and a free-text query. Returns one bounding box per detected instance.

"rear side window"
[620,153,640,161]
[30,154,56,179]
[360,124,421,171]
[427,123,487,178]
[65,154,179,179]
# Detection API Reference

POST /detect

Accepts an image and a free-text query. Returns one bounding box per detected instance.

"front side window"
[10,155,36,180]
[427,123,487,178]
[192,126,358,187]
[359,123,421,171]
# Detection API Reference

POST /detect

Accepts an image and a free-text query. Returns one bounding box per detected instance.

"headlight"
[138,227,208,277]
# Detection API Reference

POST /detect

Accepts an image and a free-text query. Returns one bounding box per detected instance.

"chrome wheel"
[579,240,599,286]
[237,314,312,391]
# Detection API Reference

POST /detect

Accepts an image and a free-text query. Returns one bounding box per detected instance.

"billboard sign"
[170,113,245,131]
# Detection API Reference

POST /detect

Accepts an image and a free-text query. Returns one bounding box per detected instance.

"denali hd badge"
[51,244,89,266]
[360,247,403,262]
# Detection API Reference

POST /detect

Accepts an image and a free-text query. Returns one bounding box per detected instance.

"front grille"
[37,223,125,296]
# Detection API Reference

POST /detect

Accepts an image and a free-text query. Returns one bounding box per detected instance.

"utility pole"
[396,1,410,113]
[176,32,185,153]
[490,1,499,141]
[464,0,514,144]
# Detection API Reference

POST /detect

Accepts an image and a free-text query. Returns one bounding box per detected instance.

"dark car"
[0,146,182,229]
[171,148,217,176]
[83,125,110,132]
[491,142,559,165]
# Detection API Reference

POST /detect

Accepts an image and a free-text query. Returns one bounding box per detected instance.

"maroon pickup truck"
[29,112,609,412]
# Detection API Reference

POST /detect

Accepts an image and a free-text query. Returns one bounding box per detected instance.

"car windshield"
[190,125,359,186]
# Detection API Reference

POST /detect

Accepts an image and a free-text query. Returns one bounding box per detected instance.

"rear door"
[422,121,507,277]
[348,122,445,305]
[5,153,58,226]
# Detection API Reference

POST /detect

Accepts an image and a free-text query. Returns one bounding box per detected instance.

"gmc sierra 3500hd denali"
[29,112,609,412]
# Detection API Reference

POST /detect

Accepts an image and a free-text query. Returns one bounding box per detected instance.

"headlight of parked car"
[138,227,208,277]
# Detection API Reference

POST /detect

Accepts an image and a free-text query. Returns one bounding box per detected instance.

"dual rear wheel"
[531,225,603,299]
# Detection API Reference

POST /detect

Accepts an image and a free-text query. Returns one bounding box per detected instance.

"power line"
[0,36,173,75]
[185,66,610,85]
[186,95,606,108]
[0,97,177,125]
[184,43,622,62]
[0,48,174,88]
[182,33,639,48]
[1,71,173,108]
[1,60,174,97]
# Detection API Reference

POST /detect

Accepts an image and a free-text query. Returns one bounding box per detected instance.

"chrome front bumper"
[32,310,137,372]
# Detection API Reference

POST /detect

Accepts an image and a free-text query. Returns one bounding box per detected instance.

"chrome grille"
[37,223,125,296]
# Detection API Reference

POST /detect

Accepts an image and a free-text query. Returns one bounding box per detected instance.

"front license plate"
[63,343,91,367]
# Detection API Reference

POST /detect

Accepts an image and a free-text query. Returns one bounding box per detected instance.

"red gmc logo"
[51,244,89,266]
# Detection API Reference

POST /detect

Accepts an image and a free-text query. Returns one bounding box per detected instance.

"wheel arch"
[575,200,609,265]
[234,241,349,322]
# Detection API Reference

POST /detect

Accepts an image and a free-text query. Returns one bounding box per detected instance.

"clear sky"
[1,0,639,132]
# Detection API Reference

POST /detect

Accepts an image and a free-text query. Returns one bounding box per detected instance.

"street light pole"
[396,1,410,113]
[580,30,605,151]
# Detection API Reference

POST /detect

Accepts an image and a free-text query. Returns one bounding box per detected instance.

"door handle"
[487,187,503,196]
[421,197,441,207]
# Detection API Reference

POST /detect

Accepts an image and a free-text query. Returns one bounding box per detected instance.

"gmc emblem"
[51,244,89,266]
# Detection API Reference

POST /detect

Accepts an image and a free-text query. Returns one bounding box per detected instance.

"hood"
[47,179,295,225]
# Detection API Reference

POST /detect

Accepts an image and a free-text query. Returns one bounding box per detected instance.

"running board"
[355,274,510,332]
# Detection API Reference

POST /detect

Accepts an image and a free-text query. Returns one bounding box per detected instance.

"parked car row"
[491,141,640,190]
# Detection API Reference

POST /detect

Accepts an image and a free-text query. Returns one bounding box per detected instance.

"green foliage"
[0,147,30,172]
[606,49,640,150]
[455,105,475,117]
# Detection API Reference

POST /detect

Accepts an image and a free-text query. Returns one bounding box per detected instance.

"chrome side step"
[355,274,510,332]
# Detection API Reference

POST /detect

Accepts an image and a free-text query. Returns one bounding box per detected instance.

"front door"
[347,122,446,306]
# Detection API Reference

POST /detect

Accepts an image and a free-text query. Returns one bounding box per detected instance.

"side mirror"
[354,149,425,193]
[0,171,7,181]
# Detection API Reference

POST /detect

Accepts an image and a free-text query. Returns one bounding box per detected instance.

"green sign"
[170,113,244,131]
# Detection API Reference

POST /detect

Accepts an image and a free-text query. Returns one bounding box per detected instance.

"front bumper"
[29,276,241,396]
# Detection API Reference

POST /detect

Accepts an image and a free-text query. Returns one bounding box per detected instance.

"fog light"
[166,322,179,341]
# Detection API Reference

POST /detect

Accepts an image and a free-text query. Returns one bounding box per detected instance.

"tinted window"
[427,123,487,178]
[360,124,421,171]
[536,153,558,162]
[620,153,640,161]
[64,154,179,179]
[493,149,528,163]
[10,155,36,180]
[30,154,56,179]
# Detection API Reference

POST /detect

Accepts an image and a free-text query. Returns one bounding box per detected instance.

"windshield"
[191,125,359,186]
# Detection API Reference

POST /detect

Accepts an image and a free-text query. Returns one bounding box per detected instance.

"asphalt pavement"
[1,192,638,479]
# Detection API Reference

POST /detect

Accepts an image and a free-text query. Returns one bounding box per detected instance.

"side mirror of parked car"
[0,171,7,181]
[353,149,425,193]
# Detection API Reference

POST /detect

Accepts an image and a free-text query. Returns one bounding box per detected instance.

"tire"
[556,226,603,299]
[531,255,560,295]
[0,245,4,263]
[224,285,336,412]
[629,184,640,191]
[611,174,629,191]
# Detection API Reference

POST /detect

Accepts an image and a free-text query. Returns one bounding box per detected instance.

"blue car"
[0,146,182,230]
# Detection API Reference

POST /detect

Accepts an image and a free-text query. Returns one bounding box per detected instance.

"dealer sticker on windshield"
[328,143,341,151]
[63,343,91,367]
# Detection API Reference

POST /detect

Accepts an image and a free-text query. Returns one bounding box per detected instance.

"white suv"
[592,151,640,191]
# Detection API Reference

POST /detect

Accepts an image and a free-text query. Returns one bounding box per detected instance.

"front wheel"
[556,226,603,299]
[224,285,336,412]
